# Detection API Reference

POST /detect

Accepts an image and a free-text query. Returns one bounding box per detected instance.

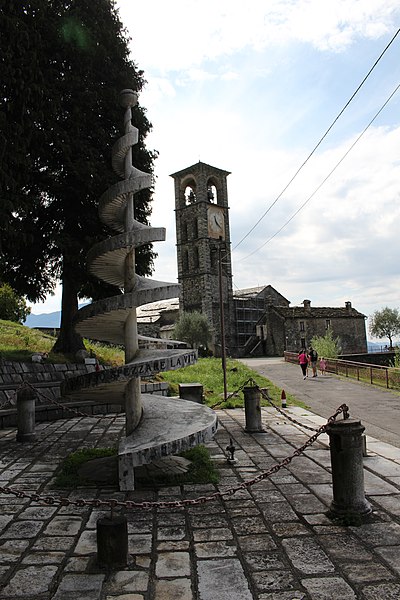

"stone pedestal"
[97,515,128,569]
[243,386,263,433]
[179,383,204,404]
[16,386,36,443]
[326,418,371,516]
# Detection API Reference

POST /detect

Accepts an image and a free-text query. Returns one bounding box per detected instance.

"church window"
[210,248,217,270]
[182,249,189,272]
[193,246,200,268]
[325,319,331,329]
[300,321,305,331]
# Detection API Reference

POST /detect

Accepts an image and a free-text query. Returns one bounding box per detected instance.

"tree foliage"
[311,328,341,359]
[0,283,31,324]
[0,0,157,352]
[174,311,211,350]
[369,307,400,349]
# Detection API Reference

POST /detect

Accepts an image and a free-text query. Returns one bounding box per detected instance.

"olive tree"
[311,328,341,359]
[174,311,211,350]
[0,284,31,324]
[369,307,400,349]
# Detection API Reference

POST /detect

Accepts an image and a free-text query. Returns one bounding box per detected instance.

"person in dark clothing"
[309,346,318,377]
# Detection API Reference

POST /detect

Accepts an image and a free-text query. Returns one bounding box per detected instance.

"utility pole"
[218,242,228,402]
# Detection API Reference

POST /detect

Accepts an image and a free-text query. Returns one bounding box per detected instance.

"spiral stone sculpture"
[62,90,217,490]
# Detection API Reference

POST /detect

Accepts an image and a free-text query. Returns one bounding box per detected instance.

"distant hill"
[25,310,61,328]
[24,303,88,329]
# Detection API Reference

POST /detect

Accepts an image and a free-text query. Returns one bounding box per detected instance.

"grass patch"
[136,445,219,488]
[53,447,117,488]
[52,445,219,489]
[0,319,124,366]
[160,357,303,408]
[0,320,305,408]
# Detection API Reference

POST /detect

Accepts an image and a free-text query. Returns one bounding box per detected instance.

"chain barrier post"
[243,385,264,433]
[16,385,36,443]
[97,514,128,569]
[326,418,371,517]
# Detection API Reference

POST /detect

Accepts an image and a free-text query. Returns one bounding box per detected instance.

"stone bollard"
[16,385,36,443]
[179,383,204,404]
[326,418,371,517]
[97,515,128,569]
[243,386,263,433]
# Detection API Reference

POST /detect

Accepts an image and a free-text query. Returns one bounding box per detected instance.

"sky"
[30,0,400,337]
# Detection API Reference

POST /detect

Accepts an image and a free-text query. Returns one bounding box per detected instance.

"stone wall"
[0,360,169,428]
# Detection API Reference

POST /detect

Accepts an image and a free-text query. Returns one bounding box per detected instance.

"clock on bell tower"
[170,161,236,355]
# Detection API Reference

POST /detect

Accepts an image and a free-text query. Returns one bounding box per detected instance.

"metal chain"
[254,380,320,431]
[0,403,348,510]
[210,378,255,410]
[24,381,116,420]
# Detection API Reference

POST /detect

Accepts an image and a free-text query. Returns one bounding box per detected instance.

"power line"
[238,80,400,262]
[232,28,400,252]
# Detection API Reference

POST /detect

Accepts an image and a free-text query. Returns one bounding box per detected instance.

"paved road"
[241,357,400,448]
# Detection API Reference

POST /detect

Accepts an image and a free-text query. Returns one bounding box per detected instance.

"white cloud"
[117,0,400,72]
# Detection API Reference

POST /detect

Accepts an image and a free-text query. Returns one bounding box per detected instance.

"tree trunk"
[52,260,85,355]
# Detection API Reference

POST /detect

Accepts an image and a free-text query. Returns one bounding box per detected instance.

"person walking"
[319,357,327,375]
[309,346,318,377]
[298,349,308,380]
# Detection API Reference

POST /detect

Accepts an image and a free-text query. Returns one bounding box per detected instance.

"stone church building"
[138,161,367,357]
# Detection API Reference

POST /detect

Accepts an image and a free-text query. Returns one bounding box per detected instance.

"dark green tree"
[0,0,157,353]
[369,307,400,349]
[174,311,211,350]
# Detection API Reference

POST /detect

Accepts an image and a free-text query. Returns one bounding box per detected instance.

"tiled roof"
[137,298,179,322]
[274,306,366,318]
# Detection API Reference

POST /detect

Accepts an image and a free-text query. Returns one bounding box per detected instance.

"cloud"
[117,0,400,73]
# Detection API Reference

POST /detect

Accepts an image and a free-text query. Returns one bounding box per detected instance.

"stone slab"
[118,394,217,490]
[197,558,253,600]
[61,349,197,400]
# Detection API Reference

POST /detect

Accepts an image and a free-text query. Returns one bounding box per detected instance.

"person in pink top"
[298,349,308,380]
[319,357,327,375]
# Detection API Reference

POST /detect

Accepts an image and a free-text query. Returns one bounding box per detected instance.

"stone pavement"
[1,379,400,598]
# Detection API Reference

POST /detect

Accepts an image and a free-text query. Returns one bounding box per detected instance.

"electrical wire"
[238,80,400,262]
[232,28,400,252]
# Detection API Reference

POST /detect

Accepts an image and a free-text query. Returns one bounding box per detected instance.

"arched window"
[184,183,196,205]
[206,179,218,204]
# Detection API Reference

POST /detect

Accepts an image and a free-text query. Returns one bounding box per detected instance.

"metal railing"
[284,352,400,390]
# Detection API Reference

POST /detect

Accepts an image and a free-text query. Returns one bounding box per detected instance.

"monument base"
[118,394,218,491]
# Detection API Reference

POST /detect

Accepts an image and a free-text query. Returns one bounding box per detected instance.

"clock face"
[208,206,225,239]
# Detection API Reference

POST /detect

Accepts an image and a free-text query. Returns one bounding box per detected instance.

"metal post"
[16,385,36,443]
[326,418,371,517]
[243,386,263,433]
[218,244,227,402]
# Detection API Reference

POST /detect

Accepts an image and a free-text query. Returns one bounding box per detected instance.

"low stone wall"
[0,360,169,428]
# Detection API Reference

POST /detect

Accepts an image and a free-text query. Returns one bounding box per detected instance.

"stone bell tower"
[170,161,235,355]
